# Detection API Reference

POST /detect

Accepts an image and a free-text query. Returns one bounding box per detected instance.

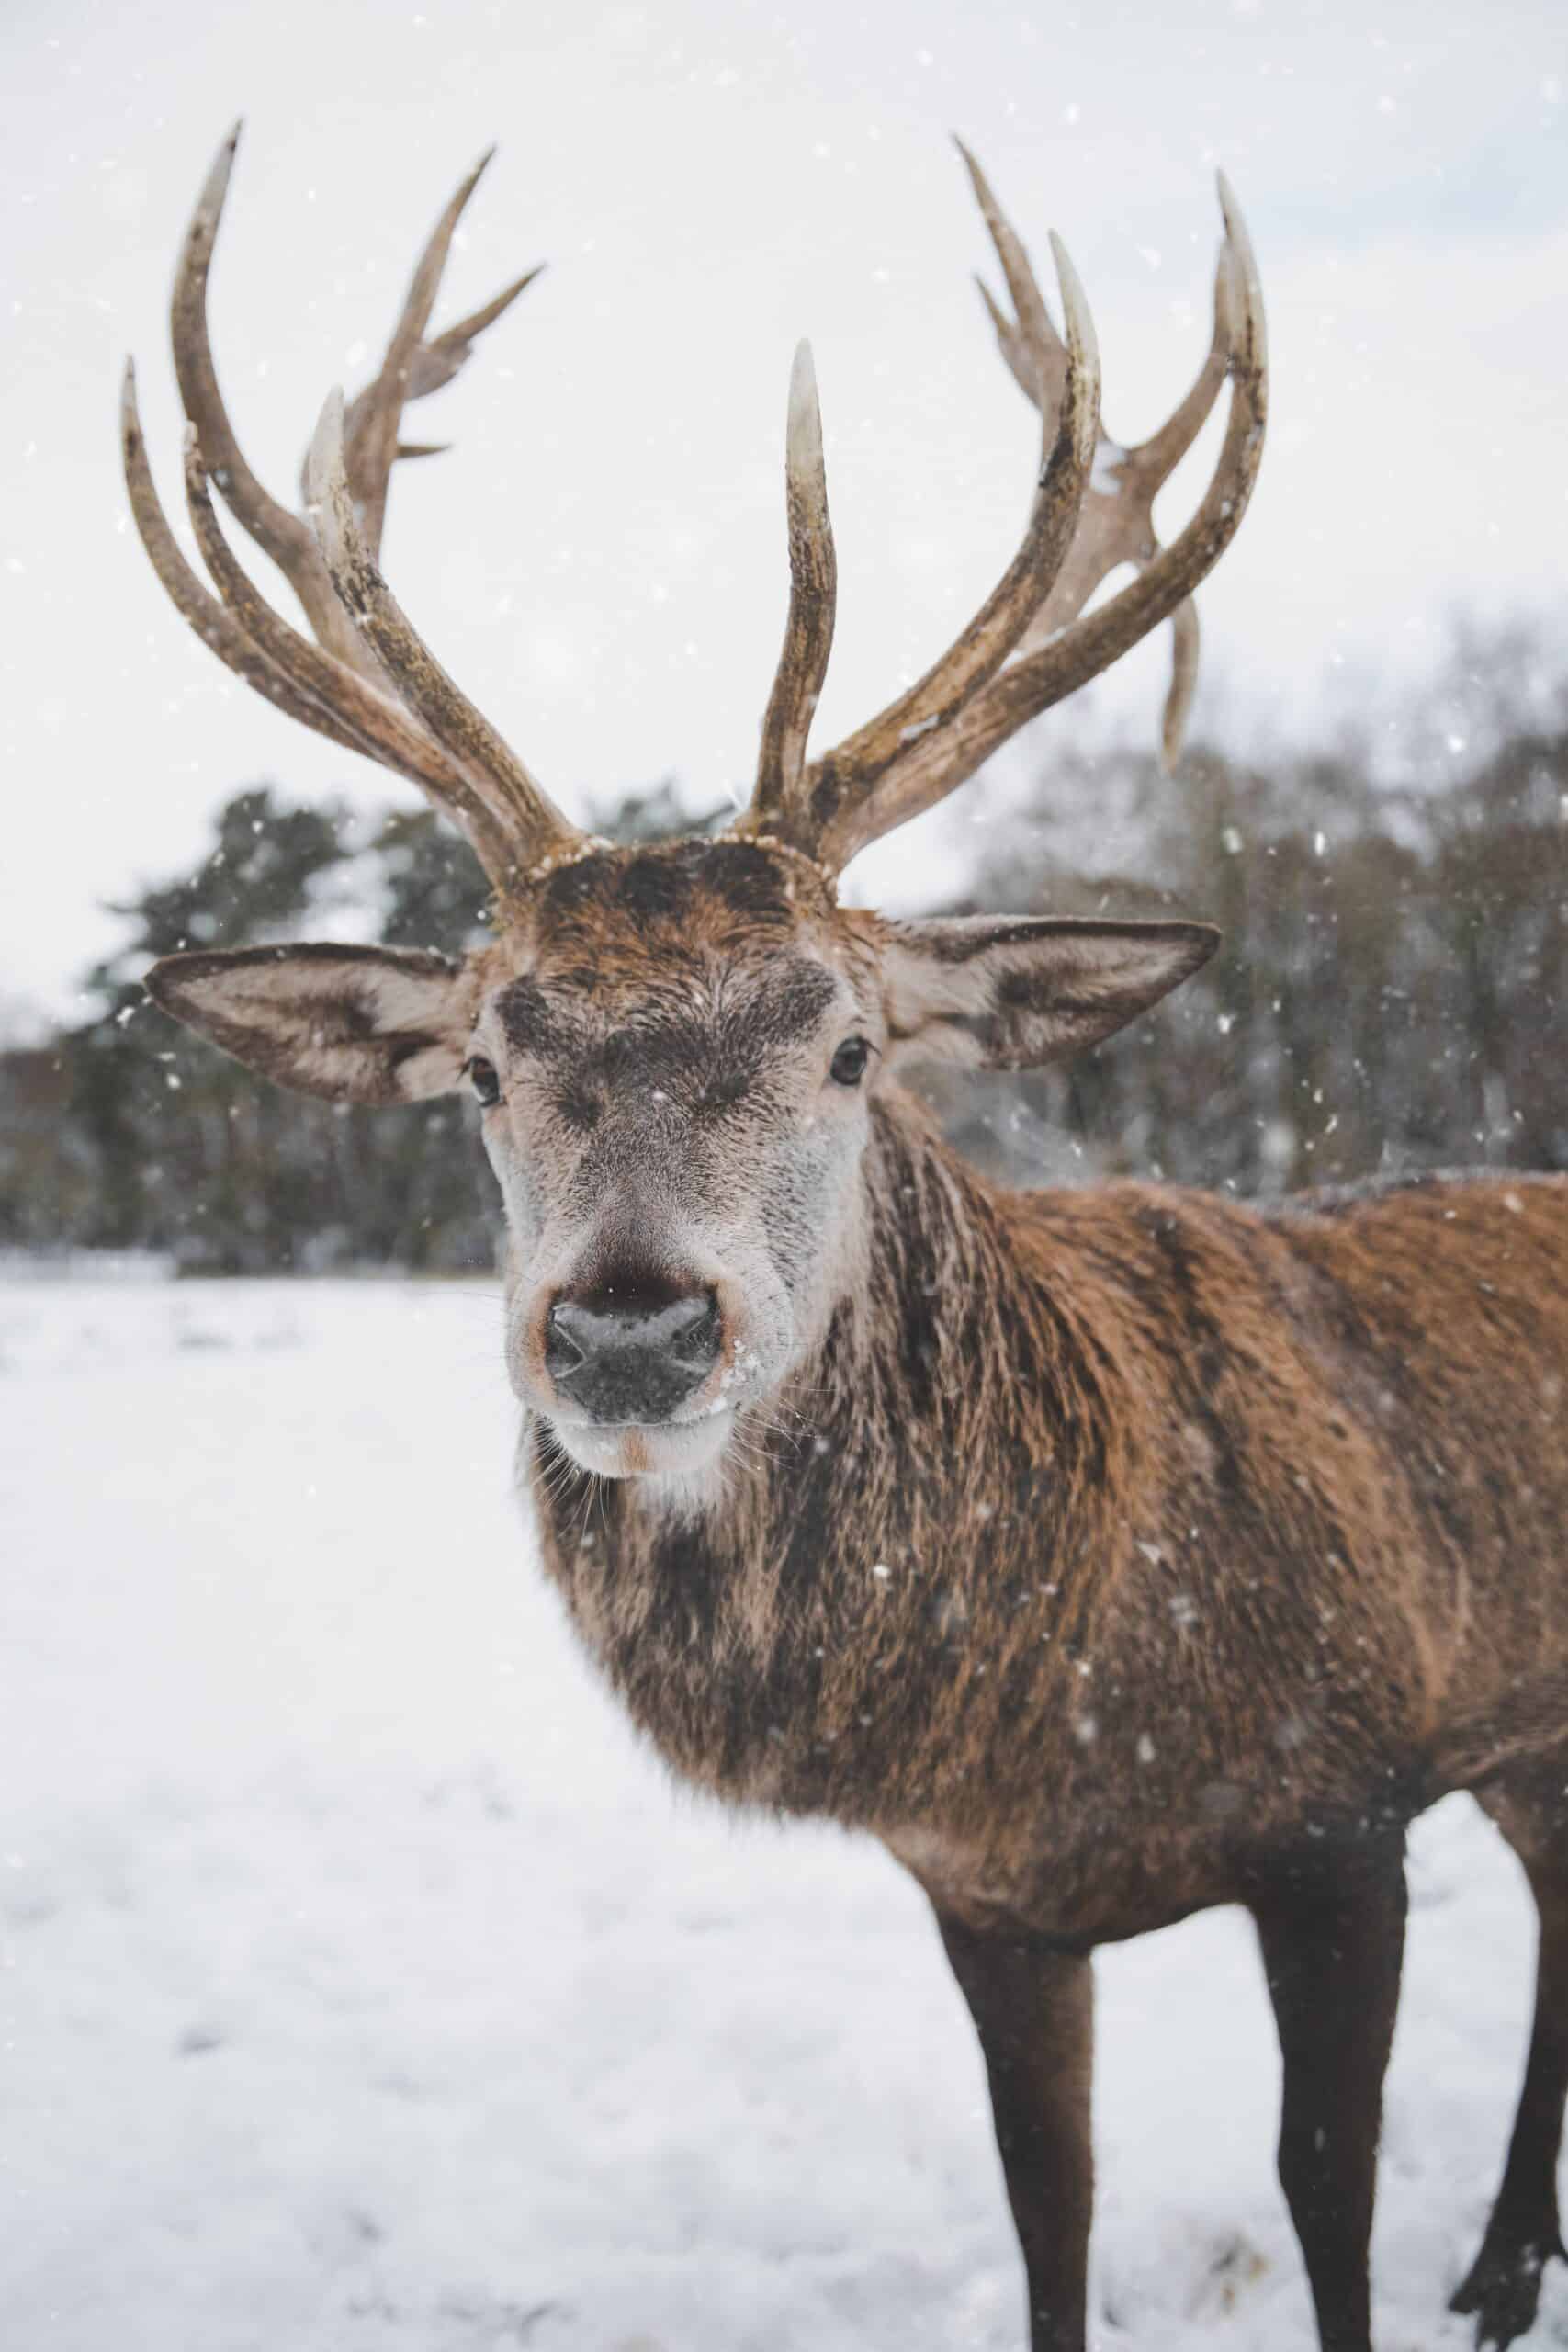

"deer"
[123,125,1568,2352]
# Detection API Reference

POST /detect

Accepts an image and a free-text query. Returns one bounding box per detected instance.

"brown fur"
[488,849,1568,2352]
[529,1114,1568,1932]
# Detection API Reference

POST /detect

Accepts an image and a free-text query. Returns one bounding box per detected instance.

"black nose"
[545,1282,723,1423]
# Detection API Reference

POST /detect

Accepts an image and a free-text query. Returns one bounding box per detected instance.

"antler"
[125,125,581,893]
[753,341,838,814]
[126,130,1263,900]
[737,150,1266,876]
[965,141,1232,771]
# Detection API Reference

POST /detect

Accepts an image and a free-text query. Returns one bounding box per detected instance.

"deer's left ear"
[145,943,479,1105]
[882,916,1219,1072]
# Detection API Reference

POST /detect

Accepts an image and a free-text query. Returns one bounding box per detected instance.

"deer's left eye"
[467,1056,502,1108]
[829,1036,873,1087]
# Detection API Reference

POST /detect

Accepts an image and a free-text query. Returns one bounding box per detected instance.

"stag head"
[131,128,1265,1495]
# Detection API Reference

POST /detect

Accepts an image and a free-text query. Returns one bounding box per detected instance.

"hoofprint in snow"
[1,1273,1562,2351]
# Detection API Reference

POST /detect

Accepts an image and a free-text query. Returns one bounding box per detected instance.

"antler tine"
[379,250,541,473]
[307,389,583,882]
[338,151,542,560]
[344,269,546,480]
[336,270,547,496]
[976,273,1039,406]
[425,266,547,373]
[121,361,367,757]
[751,340,838,823]
[176,421,523,878]
[962,138,1070,417]
[817,174,1267,867]
[981,192,1238,774]
[741,163,1101,862]
[344,270,545,480]
[169,122,364,672]
[1162,595,1201,773]
[1125,239,1235,494]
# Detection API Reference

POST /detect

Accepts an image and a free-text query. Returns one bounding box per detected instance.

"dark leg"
[1454,1779,1568,2348]
[935,1910,1095,2352]
[1250,1833,1408,2352]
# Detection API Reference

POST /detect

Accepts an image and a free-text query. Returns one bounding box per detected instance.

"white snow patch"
[0,1274,1556,2348]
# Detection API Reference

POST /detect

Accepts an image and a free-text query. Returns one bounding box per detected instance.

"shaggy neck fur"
[525,1091,1131,1827]
[526,1087,1568,1943]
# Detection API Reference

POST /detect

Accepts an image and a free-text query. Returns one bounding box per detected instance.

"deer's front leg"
[1250,1833,1408,2352]
[936,1911,1095,2352]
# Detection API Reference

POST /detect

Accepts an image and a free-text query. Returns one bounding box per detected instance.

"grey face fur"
[468,933,881,1495]
[146,838,1216,1502]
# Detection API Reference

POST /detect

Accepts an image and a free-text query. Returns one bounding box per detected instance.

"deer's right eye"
[468,1057,502,1108]
[829,1036,873,1087]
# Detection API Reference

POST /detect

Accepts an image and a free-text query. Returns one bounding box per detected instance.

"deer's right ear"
[145,944,479,1105]
[880,915,1219,1071]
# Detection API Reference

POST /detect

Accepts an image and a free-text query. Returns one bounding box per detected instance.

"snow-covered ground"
[2,1272,1562,2350]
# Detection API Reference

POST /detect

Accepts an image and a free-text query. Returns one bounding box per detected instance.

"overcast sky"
[6,0,1566,1014]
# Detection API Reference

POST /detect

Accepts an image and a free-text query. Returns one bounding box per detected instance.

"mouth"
[542,1407,734,1482]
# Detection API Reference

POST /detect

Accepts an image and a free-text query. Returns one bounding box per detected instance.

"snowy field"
[3,1272,1564,2351]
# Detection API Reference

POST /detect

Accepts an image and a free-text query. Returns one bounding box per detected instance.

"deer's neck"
[527,1093,1126,1824]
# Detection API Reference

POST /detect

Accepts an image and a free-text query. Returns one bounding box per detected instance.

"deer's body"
[129,125,1562,2351]
[533,1116,1568,1941]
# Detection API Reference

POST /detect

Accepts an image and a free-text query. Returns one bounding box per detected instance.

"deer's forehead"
[533,839,820,933]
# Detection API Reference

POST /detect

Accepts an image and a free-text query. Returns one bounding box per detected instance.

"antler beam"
[753,340,838,816]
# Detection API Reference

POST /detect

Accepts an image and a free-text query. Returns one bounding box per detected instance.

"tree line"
[6,638,1566,1272]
